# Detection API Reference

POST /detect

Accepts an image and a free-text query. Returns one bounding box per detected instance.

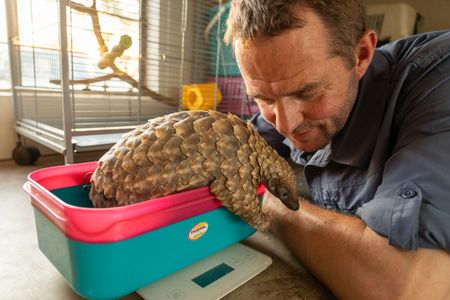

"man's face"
[235,8,361,153]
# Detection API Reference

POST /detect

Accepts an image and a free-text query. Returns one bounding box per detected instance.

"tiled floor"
[0,154,333,300]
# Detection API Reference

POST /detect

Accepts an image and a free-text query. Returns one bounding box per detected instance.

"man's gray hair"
[224,0,367,69]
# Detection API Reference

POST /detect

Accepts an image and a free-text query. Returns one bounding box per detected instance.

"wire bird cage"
[5,0,257,164]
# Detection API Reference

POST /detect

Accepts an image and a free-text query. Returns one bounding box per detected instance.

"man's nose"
[271,100,303,136]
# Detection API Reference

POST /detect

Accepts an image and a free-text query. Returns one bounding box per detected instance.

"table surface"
[223,232,335,300]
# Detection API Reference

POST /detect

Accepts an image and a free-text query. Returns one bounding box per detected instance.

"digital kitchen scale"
[137,243,272,300]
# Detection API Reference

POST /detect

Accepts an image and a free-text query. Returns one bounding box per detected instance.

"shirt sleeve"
[356,79,450,250]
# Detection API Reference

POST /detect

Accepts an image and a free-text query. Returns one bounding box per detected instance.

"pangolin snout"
[276,186,299,210]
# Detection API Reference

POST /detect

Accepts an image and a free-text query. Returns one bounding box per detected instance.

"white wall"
[0,92,16,160]
[363,0,450,32]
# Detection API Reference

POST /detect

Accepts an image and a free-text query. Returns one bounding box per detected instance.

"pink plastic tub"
[26,161,227,243]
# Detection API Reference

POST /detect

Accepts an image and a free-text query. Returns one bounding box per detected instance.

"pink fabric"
[209,76,259,116]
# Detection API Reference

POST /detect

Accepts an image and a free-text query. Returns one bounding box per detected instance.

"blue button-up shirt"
[263,31,450,251]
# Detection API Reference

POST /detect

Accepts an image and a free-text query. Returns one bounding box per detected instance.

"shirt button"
[399,189,417,199]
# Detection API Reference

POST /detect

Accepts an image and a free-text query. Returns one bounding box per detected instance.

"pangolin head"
[267,178,299,211]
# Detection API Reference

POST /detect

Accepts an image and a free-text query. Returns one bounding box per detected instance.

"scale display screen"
[137,243,273,300]
[192,263,234,288]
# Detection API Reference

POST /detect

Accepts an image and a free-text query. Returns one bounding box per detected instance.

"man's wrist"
[263,194,301,234]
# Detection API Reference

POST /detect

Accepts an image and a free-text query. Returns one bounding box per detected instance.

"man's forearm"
[270,199,403,299]
[265,196,450,299]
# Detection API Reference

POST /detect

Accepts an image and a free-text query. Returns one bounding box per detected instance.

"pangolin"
[89,110,298,230]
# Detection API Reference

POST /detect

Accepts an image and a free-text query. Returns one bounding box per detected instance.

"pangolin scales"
[89,110,298,230]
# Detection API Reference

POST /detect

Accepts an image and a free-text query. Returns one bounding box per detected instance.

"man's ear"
[355,30,377,79]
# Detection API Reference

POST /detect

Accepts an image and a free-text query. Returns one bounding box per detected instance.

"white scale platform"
[137,243,272,300]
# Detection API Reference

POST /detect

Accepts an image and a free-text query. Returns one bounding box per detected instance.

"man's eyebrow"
[246,92,273,100]
[287,82,323,97]
[247,82,323,100]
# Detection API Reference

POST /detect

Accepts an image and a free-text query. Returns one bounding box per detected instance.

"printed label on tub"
[188,222,208,240]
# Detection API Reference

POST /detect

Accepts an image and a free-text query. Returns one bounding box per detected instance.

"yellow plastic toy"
[182,83,222,110]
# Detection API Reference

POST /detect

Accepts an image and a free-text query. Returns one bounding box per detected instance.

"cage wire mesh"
[8,0,257,163]
[0,1,11,89]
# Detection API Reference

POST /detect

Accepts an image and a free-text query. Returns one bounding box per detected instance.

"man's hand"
[261,187,298,227]
[261,190,450,299]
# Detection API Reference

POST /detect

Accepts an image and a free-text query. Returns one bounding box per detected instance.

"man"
[224,0,450,299]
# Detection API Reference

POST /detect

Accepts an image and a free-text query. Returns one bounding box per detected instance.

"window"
[0,0,11,89]
[14,0,140,92]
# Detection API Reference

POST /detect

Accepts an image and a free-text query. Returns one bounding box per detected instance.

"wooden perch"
[50,73,116,85]
[51,70,179,106]
[51,0,178,107]
[69,0,108,55]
